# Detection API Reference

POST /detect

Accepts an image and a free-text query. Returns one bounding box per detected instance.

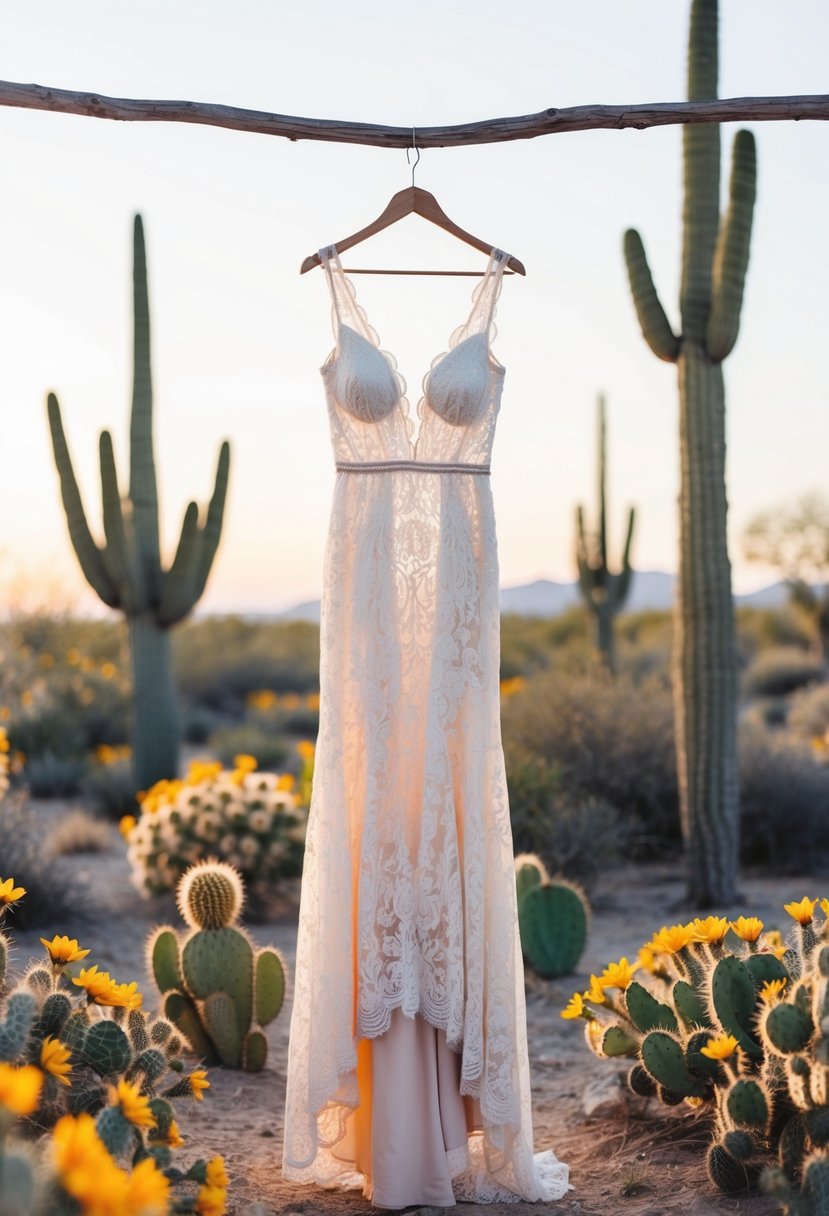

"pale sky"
[1,1,827,614]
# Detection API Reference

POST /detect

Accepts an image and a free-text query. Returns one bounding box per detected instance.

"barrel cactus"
[623,0,757,905]
[574,393,635,673]
[148,860,286,1071]
[46,214,231,790]
[515,858,588,979]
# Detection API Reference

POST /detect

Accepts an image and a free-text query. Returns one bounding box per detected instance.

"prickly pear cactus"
[149,860,286,1071]
[517,875,588,979]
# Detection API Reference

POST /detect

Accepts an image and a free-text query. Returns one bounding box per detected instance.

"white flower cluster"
[127,767,308,899]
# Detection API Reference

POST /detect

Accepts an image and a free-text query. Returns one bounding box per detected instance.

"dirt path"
[8,805,805,1215]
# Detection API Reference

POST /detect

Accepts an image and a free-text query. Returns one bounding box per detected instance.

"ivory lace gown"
[282,247,569,1207]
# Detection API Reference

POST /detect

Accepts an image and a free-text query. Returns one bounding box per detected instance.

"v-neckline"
[325,248,501,454]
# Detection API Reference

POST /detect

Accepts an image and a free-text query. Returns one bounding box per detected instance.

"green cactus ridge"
[203,991,243,1068]
[82,1020,133,1077]
[723,1129,759,1163]
[641,1030,706,1099]
[673,978,711,1028]
[625,981,678,1034]
[244,1028,268,1072]
[96,1105,136,1159]
[745,952,789,990]
[726,1079,770,1130]
[707,1143,758,1195]
[766,1004,814,1056]
[255,949,286,1026]
[517,880,588,979]
[179,863,243,930]
[150,926,184,992]
[0,991,37,1060]
[0,934,8,993]
[627,1063,657,1098]
[711,957,762,1059]
[601,1025,639,1058]
[164,991,217,1065]
[803,1153,829,1211]
[514,853,548,906]
[46,214,231,789]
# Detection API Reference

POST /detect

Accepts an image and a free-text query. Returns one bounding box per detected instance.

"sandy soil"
[8,800,814,1216]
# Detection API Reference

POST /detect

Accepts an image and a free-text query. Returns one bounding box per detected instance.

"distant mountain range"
[274,571,792,624]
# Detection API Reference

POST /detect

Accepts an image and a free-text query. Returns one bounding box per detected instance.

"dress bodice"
[318,247,509,467]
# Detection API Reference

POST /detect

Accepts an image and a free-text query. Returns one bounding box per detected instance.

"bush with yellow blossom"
[560,898,829,1203]
[123,751,310,910]
[0,884,230,1216]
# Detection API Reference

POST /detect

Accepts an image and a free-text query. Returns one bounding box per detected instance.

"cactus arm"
[46,392,119,608]
[707,131,757,361]
[612,507,636,606]
[681,0,721,340]
[194,439,230,594]
[99,430,140,613]
[158,502,201,626]
[623,231,680,363]
[129,215,161,605]
[575,505,591,593]
[597,395,607,572]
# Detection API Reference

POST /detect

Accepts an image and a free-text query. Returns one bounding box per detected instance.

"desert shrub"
[507,757,627,889]
[7,705,86,760]
[741,646,824,698]
[738,724,829,868]
[246,689,320,737]
[182,704,225,743]
[124,755,309,914]
[80,749,139,819]
[0,794,84,926]
[174,617,320,712]
[736,603,818,661]
[501,668,678,854]
[48,808,113,855]
[500,610,589,679]
[24,752,88,798]
[787,680,829,742]
[208,722,292,771]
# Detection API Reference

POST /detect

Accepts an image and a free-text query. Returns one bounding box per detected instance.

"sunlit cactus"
[574,394,635,672]
[515,861,588,979]
[623,0,756,905]
[46,215,231,789]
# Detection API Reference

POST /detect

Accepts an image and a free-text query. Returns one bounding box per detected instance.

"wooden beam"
[1,80,828,148]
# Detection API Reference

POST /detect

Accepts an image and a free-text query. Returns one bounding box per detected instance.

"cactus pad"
[766,1003,814,1055]
[707,1143,758,1194]
[244,1029,268,1072]
[177,861,243,929]
[625,981,678,1033]
[96,1106,135,1158]
[150,927,183,993]
[673,978,710,1028]
[0,991,37,1060]
[726,1079,769,1130]
[627,1063,657,1098]
[723,1130,757,1162]
[164,992,217,1064]
[255,948,285,1026]
[514,854,549,906]
[517,880,588,978]
[202,991,242,1068]
[711,957,761,1058]
[641,1031,706,1098]
[83,1020,132,1076]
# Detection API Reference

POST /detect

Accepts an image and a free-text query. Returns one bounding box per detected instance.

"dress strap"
[318,244,380,345]
[449,248,511,351]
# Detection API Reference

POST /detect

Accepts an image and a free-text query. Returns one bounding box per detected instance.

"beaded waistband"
[336,460,490,476]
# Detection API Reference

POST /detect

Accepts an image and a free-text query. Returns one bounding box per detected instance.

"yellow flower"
[164,1118,185,1149]
[66,648,82,666]
[690,916,730,944]
[124,1156,170,1214]
[784,897,818,926]
[232,754,258,773]
[760,978,788,1004]
[762,929,788,960]
[0,1062,43,1115]
[195,1183,227,1216]
[600,956,639,990]
[297,740,316,761]
[51,1113,127,1211]
[41,1036,73,1087]
[247,689,277,710]
[115,1079,157,1130]
[560,992,586,1020]
[206,1157,229,1189]
[189,1069,210,1101]
[106,980,143,1010]
[119,814,137,839]
[648,923,702,954]
[306,692,321,710]
[99,662,117,680]
[0,728,8,752]
[685,1095,705,1109]
[0,877,26,906]
[40,934,91,965]
[583,974,607,1004]
[499,676,526,697]
[701,1033,739,1060]
[820,898,829,918]
[276,773,295,792]
[636,946,659,974]
[72,965,116,1002]
[731,916,764,943]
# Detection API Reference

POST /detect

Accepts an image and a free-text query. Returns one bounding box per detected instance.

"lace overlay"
[282,249,569,1204]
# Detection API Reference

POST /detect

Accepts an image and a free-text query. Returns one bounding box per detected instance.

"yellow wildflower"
[247,689,277,710]
[124,1156,170,1214]
[72,965,116,1003]
[306,692,321,710]
[560,992,586,1020]
[51,1113,125,1211]
[297,740,316,761]
[276,773,296,792]
[115,1079,157,1129]
[119,814,137,839]
[195,1183,227,1216]
[164,1118,185,1149]
[499,676,526,697]
[41,1036,72,1087]
[105,980,143,1010]
[636,946,659,974]
[0,707,10,721]
[189,1069,210,1101]
[701,1033,739,1061]
[40,934,91,966]
[232,754,257,773]
[648,923,702,954]
[762,928,788,960]
[784,897,818,926]
[685,1095,705,1109]
[600,956,639,990]
[731,916,764,943]
[690,916,730,944]
[760,978,788,1004]
[0,877,26,906]
[66,648,82,666]
[0,729,8,752]
[0,1062,43,1115]
[99,662,117,680]
[206,1157,229,1189]
[20,690,34,707]
[820,898,829,918]
[583,974,607,1004]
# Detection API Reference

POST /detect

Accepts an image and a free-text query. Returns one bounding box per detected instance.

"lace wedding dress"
[282,247,569,1208]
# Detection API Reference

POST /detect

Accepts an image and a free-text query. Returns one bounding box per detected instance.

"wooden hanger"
[300,185,526,277]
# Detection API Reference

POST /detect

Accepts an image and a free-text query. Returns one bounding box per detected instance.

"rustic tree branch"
[0,80,827,147]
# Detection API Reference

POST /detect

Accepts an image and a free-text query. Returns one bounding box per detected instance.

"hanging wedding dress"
[282,246,569,1207]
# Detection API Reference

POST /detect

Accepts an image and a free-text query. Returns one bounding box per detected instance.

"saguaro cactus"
[47,215,230,790]
[575,394,635,672]
[623,0,756,904]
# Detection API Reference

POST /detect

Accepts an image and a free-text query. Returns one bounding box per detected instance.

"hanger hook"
[405,127,420,187]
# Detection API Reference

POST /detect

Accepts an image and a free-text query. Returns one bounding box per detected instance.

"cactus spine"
[47,215,231,789]
[623,0,756,905]
[575,394,635,673]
